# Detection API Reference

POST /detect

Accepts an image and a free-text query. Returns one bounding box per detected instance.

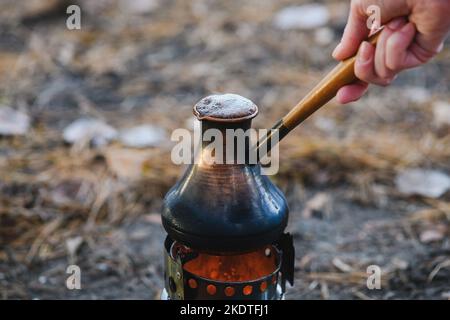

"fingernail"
[357,41,372,63]
[332,43,342,59]
[387,18,406,31]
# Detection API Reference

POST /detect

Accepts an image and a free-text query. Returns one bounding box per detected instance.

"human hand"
[333,0,450,104]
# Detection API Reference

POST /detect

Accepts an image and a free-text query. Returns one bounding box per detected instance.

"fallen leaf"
[66,236,83,257]
[332,257,354,273]
[63,118,118,147]
[0,106,30,136]
[420,226,446,243]
[403,86,431,104]
[119,125,167,148]
[302,192,332,219]
[432,100,450,128]
[143,213,162,225]
[314,27,334,46]
[104,147,154,180]
[119,0,159,14]
[395,169,450,198]
[273,5,330,30]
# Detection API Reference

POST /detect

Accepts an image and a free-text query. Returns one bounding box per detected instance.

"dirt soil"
[1,0,450,299]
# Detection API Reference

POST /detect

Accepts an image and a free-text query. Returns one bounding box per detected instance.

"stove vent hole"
[260,281,267,292]
[224,286,235,297]
[243,285,253,295]
[188,278,197,289]
[207,284,217,295]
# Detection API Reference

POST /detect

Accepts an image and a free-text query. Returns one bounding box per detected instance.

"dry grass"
[1,0,449,299]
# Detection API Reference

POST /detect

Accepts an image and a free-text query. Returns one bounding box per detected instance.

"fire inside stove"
[184,248,277,282]
[163,237,288,300]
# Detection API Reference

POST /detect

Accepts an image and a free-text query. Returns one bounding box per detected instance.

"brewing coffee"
[161,94,294,300]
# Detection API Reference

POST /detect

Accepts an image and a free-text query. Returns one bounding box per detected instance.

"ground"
[1,0,449,299]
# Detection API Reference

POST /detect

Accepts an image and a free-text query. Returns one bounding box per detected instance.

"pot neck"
[199,119,254,164]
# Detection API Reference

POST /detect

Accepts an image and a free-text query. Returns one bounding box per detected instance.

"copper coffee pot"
[163,95,289,253]
[161,29,382,300]
[162,94,294,299]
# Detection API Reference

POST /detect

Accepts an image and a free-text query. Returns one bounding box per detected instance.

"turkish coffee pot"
[161,30,382,300]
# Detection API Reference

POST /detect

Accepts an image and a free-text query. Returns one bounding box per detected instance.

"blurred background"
[1,0,449,299]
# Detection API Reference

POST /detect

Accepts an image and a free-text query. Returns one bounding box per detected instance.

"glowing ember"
[177,245,278,282]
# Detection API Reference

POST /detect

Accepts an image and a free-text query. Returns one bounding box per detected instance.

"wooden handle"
[256,28,383,161]
[282,28,382,129]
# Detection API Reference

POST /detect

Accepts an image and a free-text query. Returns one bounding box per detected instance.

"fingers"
[332,0,410,60]
[406,37,441,68]
[411,0,450,60]
[373,18,407,80]
[332,1,369,61]
[333,0,448,105]
[354,41,393,86]
[336,81,369,104]
[353,19,412,87]
[386,22,417,70]
[337,19,418,104]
